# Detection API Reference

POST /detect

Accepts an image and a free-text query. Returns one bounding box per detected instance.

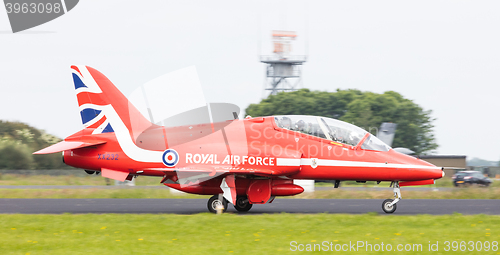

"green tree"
[0,120,69,169]
[0,139,34,169]
[246,89,438,154]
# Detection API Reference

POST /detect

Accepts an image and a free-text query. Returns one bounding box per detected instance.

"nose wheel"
[382,199,397,213]
[382,181,401,214]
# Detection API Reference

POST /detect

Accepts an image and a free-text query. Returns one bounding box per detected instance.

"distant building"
[417,155,466,177]
[470,166,500,178]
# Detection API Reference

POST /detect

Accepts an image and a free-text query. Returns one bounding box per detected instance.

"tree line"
[245,89,437,154]
[0,120,70,169]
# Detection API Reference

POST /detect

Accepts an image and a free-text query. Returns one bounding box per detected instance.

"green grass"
[0,189,207,199]
[0,173,160,186]
[296,187,500,199]
[321,176,500,188]
[0,213,499,254]
[1,173,499,199]
[1,186,500,199]
[2,173,498,189]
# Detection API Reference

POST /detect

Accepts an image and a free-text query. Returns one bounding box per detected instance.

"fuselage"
[63,115,443,185]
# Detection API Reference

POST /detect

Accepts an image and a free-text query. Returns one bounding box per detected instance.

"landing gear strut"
[382,181,401,214]
[234,195,253,212]
[207,195,228,213]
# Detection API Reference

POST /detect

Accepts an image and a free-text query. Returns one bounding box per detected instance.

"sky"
[0,1,499,160]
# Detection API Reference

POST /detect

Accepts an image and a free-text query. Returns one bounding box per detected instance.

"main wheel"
[234,195,253,212]
[382,199,397,214]
[207,195,228,213]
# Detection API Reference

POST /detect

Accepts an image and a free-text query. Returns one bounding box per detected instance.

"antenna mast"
[260,30,307,96]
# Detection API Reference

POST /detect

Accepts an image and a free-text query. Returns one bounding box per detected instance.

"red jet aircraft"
[35,66,444,213]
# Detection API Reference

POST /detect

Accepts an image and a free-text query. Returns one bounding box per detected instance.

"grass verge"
[0,189,207,199]
[1,187,499,199]
[0,173,160,186]
[1,213,499,254]
[295,187,500,199]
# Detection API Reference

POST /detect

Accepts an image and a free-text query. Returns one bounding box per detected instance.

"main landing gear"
[207,195,253,213]
[207,195,228,213]
[382,181,401,214]
[234,195,253,212]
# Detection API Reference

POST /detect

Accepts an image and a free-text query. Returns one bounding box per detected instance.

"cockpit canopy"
[273,115,391,152]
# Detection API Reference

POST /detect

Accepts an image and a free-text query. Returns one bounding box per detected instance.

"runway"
[1,199,498,215]
[0,185,454,191]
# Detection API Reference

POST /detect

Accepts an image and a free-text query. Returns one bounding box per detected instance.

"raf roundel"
[162,149,179,167]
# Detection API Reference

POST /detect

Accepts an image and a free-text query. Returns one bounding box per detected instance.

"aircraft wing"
[146,165,300,178]
[33,140,107,154]
[146,165,300,187]
[145,165,301,205]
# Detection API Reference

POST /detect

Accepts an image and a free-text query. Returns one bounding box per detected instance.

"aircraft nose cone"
[426,166,444,180]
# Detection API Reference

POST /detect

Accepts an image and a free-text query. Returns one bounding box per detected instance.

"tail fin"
[71,65,153,137]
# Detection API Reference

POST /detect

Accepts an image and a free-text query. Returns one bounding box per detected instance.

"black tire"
[382,199,397,214]
[234,196,253,212]
[207,195,228,213]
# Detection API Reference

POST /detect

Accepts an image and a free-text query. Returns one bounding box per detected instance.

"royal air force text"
[185,153,275,166]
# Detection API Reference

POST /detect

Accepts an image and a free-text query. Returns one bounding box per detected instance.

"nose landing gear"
[382,181,401,214]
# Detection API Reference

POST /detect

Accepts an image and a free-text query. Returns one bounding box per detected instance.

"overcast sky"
[0,1,499,161]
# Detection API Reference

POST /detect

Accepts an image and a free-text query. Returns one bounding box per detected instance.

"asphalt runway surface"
[1,199,498,215]
[0,185,453,191]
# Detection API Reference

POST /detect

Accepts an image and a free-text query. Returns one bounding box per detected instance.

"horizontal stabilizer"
[33,140,106,154]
